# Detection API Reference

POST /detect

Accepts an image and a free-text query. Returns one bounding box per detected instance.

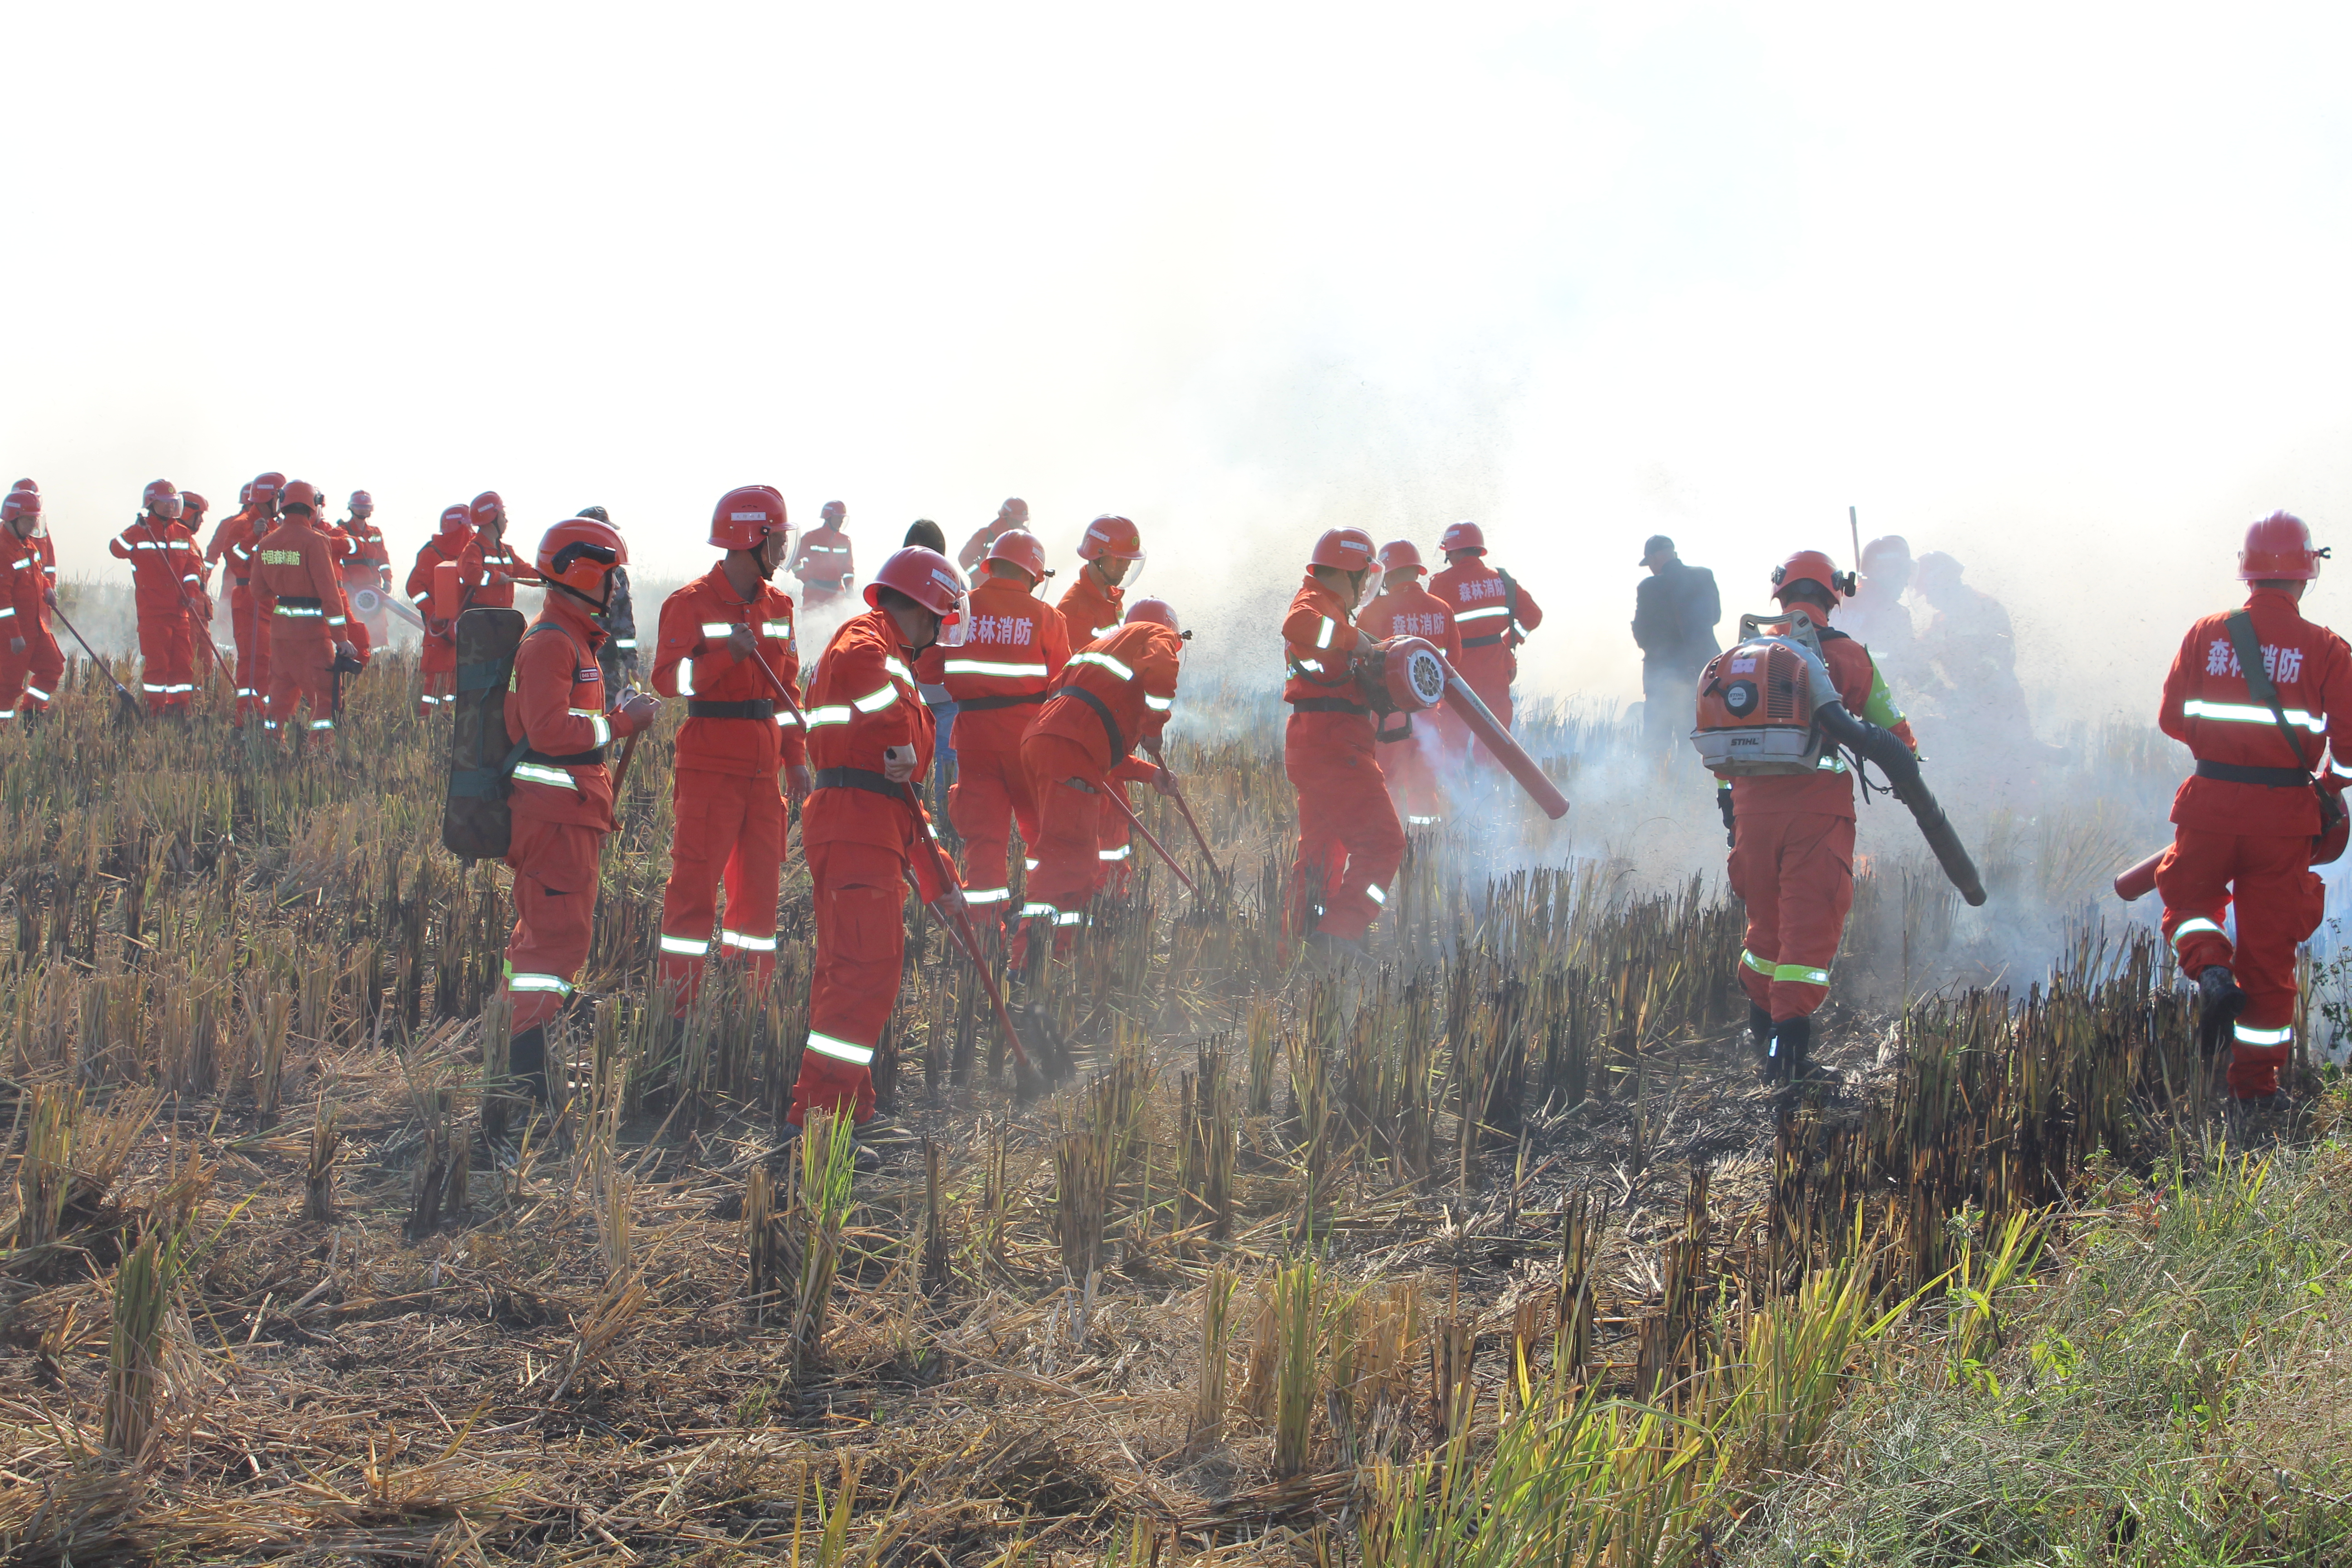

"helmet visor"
[1098,549,1146,593]
[154,495,184,521]
[1354,564,1386,611]
[933,588,974,649]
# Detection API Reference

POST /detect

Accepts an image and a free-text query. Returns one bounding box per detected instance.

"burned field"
[0,655,2324,1565]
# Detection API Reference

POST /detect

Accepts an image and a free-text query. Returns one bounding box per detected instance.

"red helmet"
[709,485,789,551]
[1771,549,1856,603]
[1,490,38,525]
[2239,511,2328,582]
[239,481,254,506]
[1078,514,1144,561]
[470,491,505,529]
[8,480,34,494]
[252,472,286,508]
[1377,539,1425,578]
[866,547,972,646]
[280,480,322,514]
[1310,527,1378,572]
[348,490,373,514]
[820,500,846,524]
[181,491,209,519]
[1440,520,1486,556]
[983,527,1049,582]
[1125,597,1180,632]
[439,503,473,534]
[142,480,183,519]
[536,515,628,603]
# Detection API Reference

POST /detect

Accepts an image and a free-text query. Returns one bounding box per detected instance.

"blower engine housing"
[1690,613,1839,776]
[1356,635,1450,716]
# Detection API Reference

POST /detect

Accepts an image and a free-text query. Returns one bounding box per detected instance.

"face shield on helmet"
[932,585,974,649]
[1352,564,1386,611]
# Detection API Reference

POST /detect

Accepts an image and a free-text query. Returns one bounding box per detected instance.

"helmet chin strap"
[550,577,612,614]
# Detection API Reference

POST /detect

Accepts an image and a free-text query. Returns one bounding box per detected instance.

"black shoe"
[1747,1004,1773,1061]
[1764,1015,1810,1085]
[509,1025,549,1103]
[2197,966,2247,1059]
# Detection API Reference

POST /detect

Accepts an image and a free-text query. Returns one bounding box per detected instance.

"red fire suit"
[1728,614,1916,1024]
[0,526,63,727]
[406,524,485,712]
[1282,575,1407,944]
[1056,573,1137,884]
[496,595,645,1034]
[207,505,276,723]
[1426,555,1544,740]
[1357,580,1461,825]
[255,514,354,737]
[317,523,373,666]
[792,607,949,1127]
[789,525,855,611]
[650,566,807,1009]
[937,575,1072,913]
[1018,621,1180,938]
[2155,589,2352,1098]
[338,513,394,648]
[110,514,212,713]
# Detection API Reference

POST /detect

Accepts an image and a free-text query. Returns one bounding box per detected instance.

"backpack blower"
[1693,612,1986,905]
[1355,636,1569,819]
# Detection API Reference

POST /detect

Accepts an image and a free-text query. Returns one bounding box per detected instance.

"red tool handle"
[1440,666,1569,821]
[1094,778,1200,896]
[2114,848,2163,902]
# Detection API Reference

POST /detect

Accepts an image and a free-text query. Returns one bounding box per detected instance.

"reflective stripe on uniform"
[1069,650,1135,681]
[718,929,778,953]
[2184,697,2326,732]
[1056,910,1087,926]
[853,684,898,714]
[883,655,914,684]
[1773,961,1830,986]
[275,604,324,617]
[1741,949,1774,976]
[806,1030,875,1067]
[678,658,695,696]
[762,620,791,637]
[805,704,852,728]
[512,763,580,789]
[1365,882,1387,906]
[1020,902,1057,919]
[965,887,1011,904]
[2234,1021,2293,1046]
[569,709,614,745]
[1098,843,1131,861]
[1314,617,1338,649]
[2171,917,2225,947]
[1145,694,1174,711]
[509,972,573,996]
[944,658,1049,678]
[1455,605,1511,622]
[659,934,710,956]
[701,621,734,637]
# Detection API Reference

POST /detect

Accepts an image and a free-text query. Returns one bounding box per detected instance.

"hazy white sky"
[10,2,2352,712]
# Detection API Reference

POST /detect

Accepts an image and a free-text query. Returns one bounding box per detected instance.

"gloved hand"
[333,640,358,666]
[785,763,813,804]
[1717,784,1736,848]
[882,744,920,783]
[612,690,661,735]
[8,637,22,655]
[929,886,967,925]
[1152,766,1179,799]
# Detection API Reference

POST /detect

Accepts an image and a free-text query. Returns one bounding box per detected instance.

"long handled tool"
[1156,767,1227,892]
[351,586,427,631]
[139,517,239,702]
[1095,779,1201,897]
[48,604,142,718]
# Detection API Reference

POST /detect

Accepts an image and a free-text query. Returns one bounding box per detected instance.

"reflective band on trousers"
[1099,843,1131,861]
[1744,950,1828,985]
[1365,882,1387,906]
[660,934,710,956]
[965,887,1011,904]
[718,930,778,953]
[1741,949,1774,976]
[2234,1021,2293,1046]
[805,1030,875,1067]
[509,972,573,996]
[2183,697,2327,732]
[2172,917,2225,946]
[1020,902,1057,919]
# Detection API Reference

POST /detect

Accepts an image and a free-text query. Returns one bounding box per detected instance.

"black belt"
[278,594,322,609]
[2195,759,2311,788]
[525,746,605,766]
[1461,631,1508,648]
[1062,685,1128,761]
[687,699,774,720]
[233,577,250,588]
[955,691,1048,713]
[813,766,904,799]
[1289,697,1370,716]
[1375,720,1414,742]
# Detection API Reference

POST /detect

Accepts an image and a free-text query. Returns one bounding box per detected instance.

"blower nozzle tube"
[1813,703,1988,906]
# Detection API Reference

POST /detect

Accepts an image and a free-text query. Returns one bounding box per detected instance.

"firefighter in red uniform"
[110,481,212,715]
[1426,520,1544,745]
[1359,539,1461,826]
[1729,551,1918,1081]
[0,490,63,728]
[407,504,485,711]
[338,490,393,653]
[469,491,535,610]
[1282,528,1407,960]
[790,547,972,1136]
[938,529,1070,919]
[651,486,812,1010]
[956,497,1030,573]
[1014,598,1181,965]
[254,482,358,740]
[2156,512,2352,1113]
[1057,515,1148,891]
[493,515,660,1100]
[789,500,856,611]
[207,473,284,725]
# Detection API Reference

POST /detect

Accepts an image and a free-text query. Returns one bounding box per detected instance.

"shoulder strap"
[2224,609,2314,775]
[1497,567,1520,624]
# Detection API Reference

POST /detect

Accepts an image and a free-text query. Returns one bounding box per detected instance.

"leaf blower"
[1693,612,1986,906]
[1355,636,1569,820]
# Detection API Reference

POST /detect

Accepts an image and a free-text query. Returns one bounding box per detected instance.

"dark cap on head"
[1639,534,1675,564]
[904,519,947,553]
[578,505,610,524]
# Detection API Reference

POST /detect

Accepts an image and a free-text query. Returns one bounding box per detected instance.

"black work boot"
[1748,1004,1773,1063]
[509,1024,549,1103]
[1764,1015,1811,1086]
[2196,965,2247,1059]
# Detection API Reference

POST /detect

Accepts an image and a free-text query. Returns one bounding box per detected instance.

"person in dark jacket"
[1632,534,1721,753]
[580,508,639,691]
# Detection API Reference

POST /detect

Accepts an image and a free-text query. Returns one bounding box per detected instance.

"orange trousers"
[788,838,906,1127]
[419,630,456,713]
[228,588,271,723]
[1284,710,1406,942]
[0,627,64,725]
[2158,828,2326,1098]
[947,744,1039,915]
[1021,732,1112,921]
[265,632,336,736]
[658,768,786,1013]
[1096,791,1135,897]
[498,813,604,1033]
[1376,716,1446,824]
[1728,810,1854,1021]
[136,609,198,712]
